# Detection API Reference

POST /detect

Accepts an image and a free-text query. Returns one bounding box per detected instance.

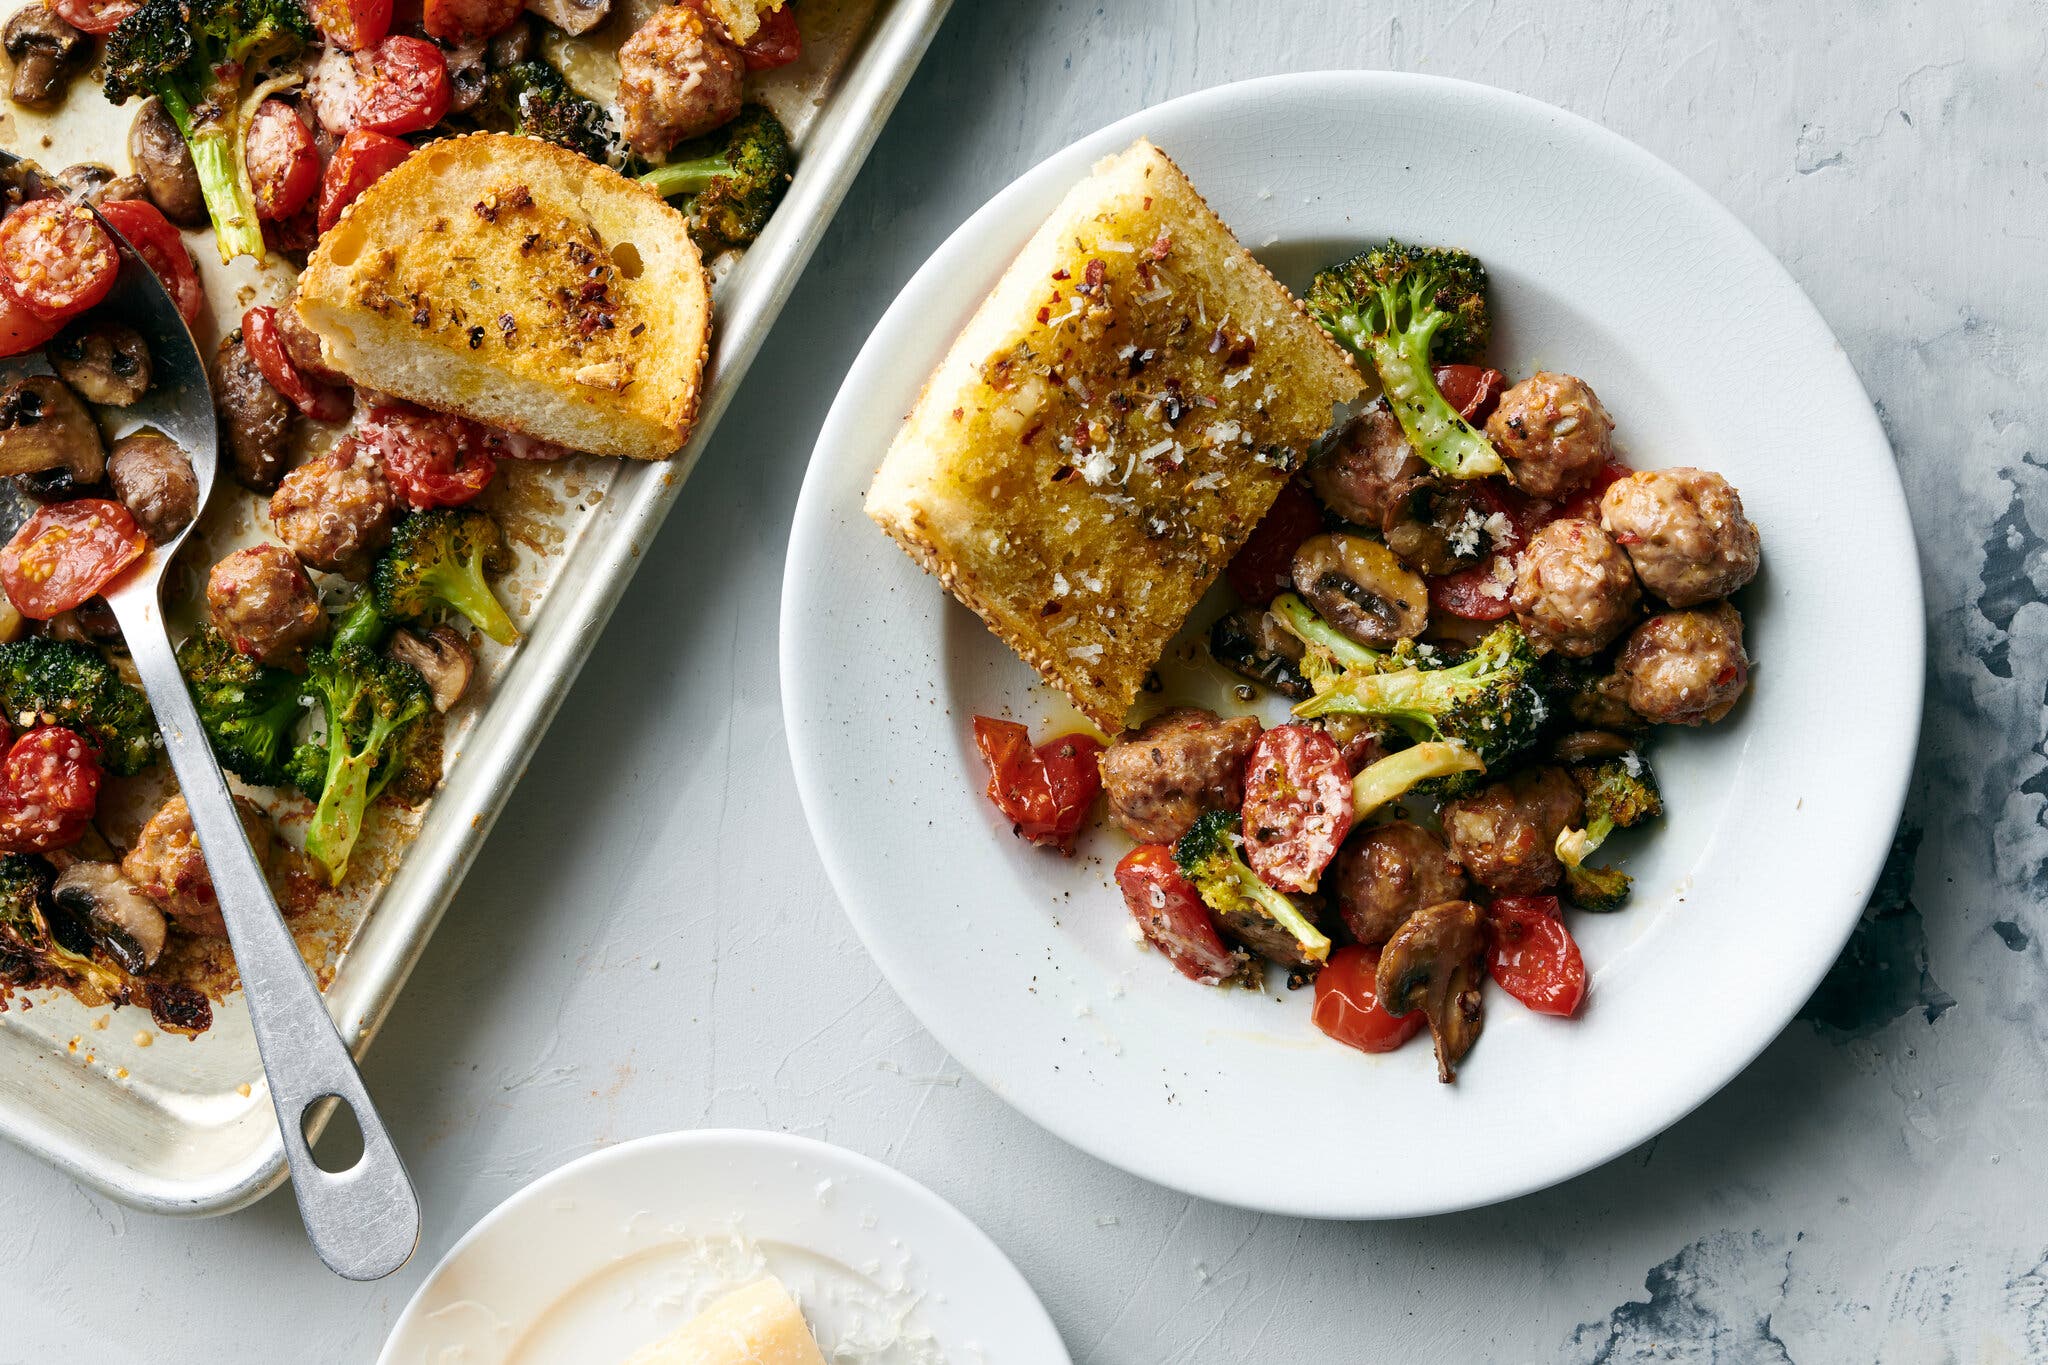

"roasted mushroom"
[213,330,294,493]
[1375,899,1487,1083]
[1208,606,1310,699]
[387,625,475,712]
[1289,533,1429,648]
[0,375,106,487]
[47,319,153,407]
[107,431,198,541]
[526,0,610,37]
[129,97,209,228]
[53,162,148,206]
[1551,729,1638,764]
[51,862,168,974]
[1381,477,1499,577]
[445,37,488,113]
[4,5,88,109]
[487,14,535,64]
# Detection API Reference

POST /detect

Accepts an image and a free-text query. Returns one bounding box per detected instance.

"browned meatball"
[1615,602,1749,726]
[123,795,276,939]
[206,544,324,669]
[270,439,398,576]
[214,331,293,493]
[1599,467,1760,608]
[1486,372,1614,498]
[1307,403,1422,526]
[1441,766,1583,895]
[1511,518,1641,658]
[617,4,744,158]
[106,432,197,541]
[277,288,346,385]
[1333,820,1468,948]
[1099,707,1260,845]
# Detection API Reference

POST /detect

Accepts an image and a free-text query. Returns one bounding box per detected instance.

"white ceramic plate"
[781,72,1922,1218]
[377,1130,1068,1364]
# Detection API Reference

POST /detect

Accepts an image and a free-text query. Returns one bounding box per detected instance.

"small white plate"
[781,72,1922,1218]
[377,1130,1068,1364]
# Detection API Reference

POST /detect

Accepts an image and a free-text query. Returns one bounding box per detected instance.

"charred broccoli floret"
[476,58,620,166]
[0,638,157,775]
[1306,240,1500,479]
[1295,622,1545,773]
[101,0,313,262]
[638,105,794,257]
[1557,752,1664,911]
[0,852,127,996]
[178,625,305,788]
[296,642,431,885]
[373,509,520,646]
[1173,809,1331,964]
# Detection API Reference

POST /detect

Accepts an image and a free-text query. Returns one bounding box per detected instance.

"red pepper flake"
[1022,421,1045,446]
[1143,232,1173,261]
[1051,268,1070,281]
[1083,258,1106,289]
[1037,306,1051,324]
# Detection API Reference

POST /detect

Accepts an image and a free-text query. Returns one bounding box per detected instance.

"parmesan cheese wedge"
[619,1277,827,1365]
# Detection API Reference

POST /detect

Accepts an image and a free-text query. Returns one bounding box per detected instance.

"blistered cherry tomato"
[1224,480,1325,606]
[970,716,1103,853]
[1488,895,1586,1017]
[1241,723,1351,894]
[1313,944,1426,1054]
[1115,845,1245,984]
[423,0,521,41]
[1558,459,1633,524]
[0,200,117,322]
[360,403,498,506]
[0,291,61,358]
[1435,364,1507,425]
[0,727,101,853]
[246,101,321,222]
[243,306,351,423]
[50,0,139,33]
[97,200,204,326]
[319,129,415,232]
[0,500,149,620]
[308,0,391,46]
[1429,563,1515,622]
[741,3,802,68]
[350,36,450,135]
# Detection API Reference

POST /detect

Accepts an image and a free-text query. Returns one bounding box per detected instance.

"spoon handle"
[114,594,420,1280]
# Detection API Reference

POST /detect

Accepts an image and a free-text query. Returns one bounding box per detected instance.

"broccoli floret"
[1557,753,1664,911]
[476,59,620,166]
[101,0,313,263]
[373,509,520,647]
[329,594,390,654]
[0,638,157,776]
[1173,809,1331,964]
[638,105,794,257]
[1306,241,1501,479]
[177,626,305,788]
[296,642,431,885]
[1294,622,1545,773]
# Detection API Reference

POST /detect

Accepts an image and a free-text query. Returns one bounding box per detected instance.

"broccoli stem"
[430,568,519,646]
[1351,742,1484,820]
[1368,307,1503,480]
[178,109,266,264]
[331,596,389,653]
[1233,865,1331,962]
[638,157,725,200]
[1269,592,1381,675]
[303,736,373,886]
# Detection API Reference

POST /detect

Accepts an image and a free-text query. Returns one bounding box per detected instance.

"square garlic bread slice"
[295,134,709,461]
[865,139,1363,732]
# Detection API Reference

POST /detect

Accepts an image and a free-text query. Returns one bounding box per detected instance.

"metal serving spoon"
[0,152,419,1279]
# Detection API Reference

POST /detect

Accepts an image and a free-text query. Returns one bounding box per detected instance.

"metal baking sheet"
[0,0,951,1215]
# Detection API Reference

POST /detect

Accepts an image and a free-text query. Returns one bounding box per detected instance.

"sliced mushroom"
[129,97,208,228]
[53,162,148,206]
[1381,477,1494,577]
[0,375,106,487]
[1208,606,1310,699]
[4,5,88,109]
[213,330,294,493]
[1289,533,1429,649]
[445,37,488,113]
[51,862,169,975]
[47,319,153,407]
[387,625,475,712]
[526,0,609,36]
[487,14,534,65]
[107,431,198,541]
[1375,899,1487,1083]
[1551,729,1637,765]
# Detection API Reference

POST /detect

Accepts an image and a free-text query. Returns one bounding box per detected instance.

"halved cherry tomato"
[0,727,101,853]
[319,129,415,232]
[0,500,149,620]
[970,716,1103,853]
[1224,479,1325,606]
[1425,478,1538,622]
[1115,845,1245,984]
[246,101,321,223]
[97,200,204,326]
[1241,723,1351,894]
[308,0,391,47]
[422,0,520,41]
[741,3,802,68]
[1488,895,1586,1016]
[1558,459,1633,524]
[50,0,139,33]
[243,306,351,422]
[350,36,450,135]
[0,290,61,358]
[359,403,498,506]
[0,200,117,322]
[1435,364,1507,425]
[1313,944,1425,1053]
[263,206,322,260]
[1428,563,1515,622]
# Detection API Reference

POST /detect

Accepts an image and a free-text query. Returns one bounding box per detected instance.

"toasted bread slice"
[865,139,1364,732]
[296,134,709,461]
